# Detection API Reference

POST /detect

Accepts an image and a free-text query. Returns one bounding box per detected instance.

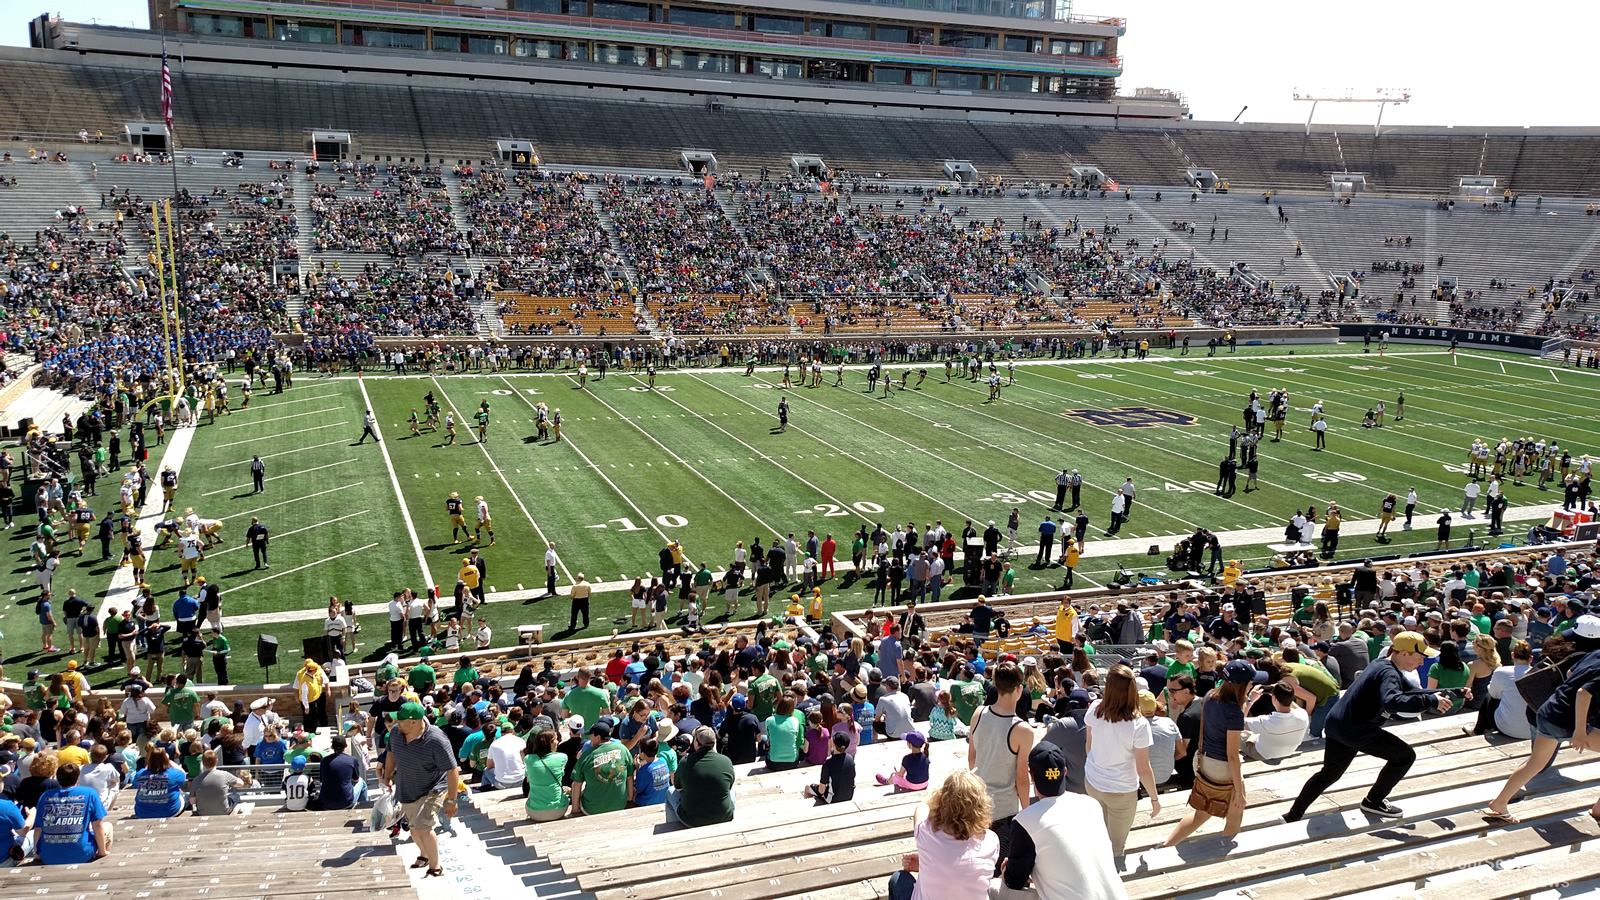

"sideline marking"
[98,427,194,615]
[201,459,358,496]
[240,391,343,408]
[359,376,434,589]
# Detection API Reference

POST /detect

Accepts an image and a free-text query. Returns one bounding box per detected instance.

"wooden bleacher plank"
[657,851,907,900]
[584,819,915,894]
[600,837,914,900]
[1399,844,1600,900]
[547,792,926,874]
[1131,793,1600,900]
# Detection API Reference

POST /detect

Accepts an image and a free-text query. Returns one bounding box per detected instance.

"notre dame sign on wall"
[1062,407,1201,429]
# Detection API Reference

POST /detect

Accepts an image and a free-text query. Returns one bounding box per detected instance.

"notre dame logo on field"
[1063,406,1200,429]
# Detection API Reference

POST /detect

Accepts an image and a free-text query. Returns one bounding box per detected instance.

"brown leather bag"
[1186,700,1235,818]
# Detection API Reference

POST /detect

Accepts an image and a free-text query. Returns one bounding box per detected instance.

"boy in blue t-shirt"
[852,694,876,746]
[632,739,671,807]
[35,765,108,864]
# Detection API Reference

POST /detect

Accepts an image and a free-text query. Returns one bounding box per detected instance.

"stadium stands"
[5,52,1600,198]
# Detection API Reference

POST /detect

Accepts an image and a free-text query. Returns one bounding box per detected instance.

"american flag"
[160,52,173,129]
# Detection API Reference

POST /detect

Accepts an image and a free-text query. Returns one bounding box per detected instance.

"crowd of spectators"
[300,259,480,338]
[460,170,621,297]
[309,166,465,257]
[598,178,756,295]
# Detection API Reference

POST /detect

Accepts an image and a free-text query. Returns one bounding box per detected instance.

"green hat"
[395,701,427,721]
[773,640,791,651]
[419,646,434,658]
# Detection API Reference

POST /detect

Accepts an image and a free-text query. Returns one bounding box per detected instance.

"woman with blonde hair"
[1083,663,1160,855]
[886,769,998,900]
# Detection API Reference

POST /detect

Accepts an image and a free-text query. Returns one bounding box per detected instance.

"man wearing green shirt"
[669,725,735,827]
[163,675,200,731]
[749,663,780,721]
[1283,650,1340,739]
[693,564,714,609]
[206,631,231,685]
[453,657,480,688]
[408,653,437,695]
[374,653,400,685]
[22,669,46,711]
[570,722,634,815]
[951,666,986,726]
[562,668,611,729]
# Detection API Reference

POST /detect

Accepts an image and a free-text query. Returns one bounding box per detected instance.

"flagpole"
[159,17,188,383]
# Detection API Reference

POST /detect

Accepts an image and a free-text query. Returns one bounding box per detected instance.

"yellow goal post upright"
[138,198,187,420]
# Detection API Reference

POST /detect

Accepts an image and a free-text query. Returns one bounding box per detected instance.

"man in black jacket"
[1282,632,1455,822]
[1350,559,1379,608]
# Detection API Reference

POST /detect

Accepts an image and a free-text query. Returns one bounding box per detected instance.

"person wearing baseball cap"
[379,700,460,877]
[1484,614,1600,824]
[992,741,1127,900]
[1282,631,1456,823]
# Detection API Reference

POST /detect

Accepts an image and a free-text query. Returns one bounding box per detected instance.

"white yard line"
[205,511,370,558]
[430,376,572,583]
[200,458,358,496]
[568,375,787,541]
[624,372,865,522]
[358,376,435,590]
[688,372,986,525]
[216,406,345,430]
[214,422,343,449]
[502,375,686,574]
[98,426,195,616]
[241,391,344,408]
[208,439,349,469]
[224,542,382,594]
[220,482,364,521]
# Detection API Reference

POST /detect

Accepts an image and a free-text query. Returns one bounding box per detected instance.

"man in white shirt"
[1243,682,1310,762]
[388,594,406,649]
[991,741,1128,900]
[80,745,122,809]
[482,723,528,790]
[874,677,915,739]
[1482,642,1534,740]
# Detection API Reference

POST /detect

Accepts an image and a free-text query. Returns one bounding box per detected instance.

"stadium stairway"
[0,384,95,438]
[449,716,1600,900]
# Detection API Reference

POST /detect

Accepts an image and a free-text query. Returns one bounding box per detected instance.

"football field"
[7,344,1594,685]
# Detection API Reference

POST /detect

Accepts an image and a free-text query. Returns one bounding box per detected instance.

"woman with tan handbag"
[1165,659,1262,846]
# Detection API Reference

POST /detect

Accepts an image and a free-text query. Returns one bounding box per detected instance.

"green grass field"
[6,343,1595,686]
